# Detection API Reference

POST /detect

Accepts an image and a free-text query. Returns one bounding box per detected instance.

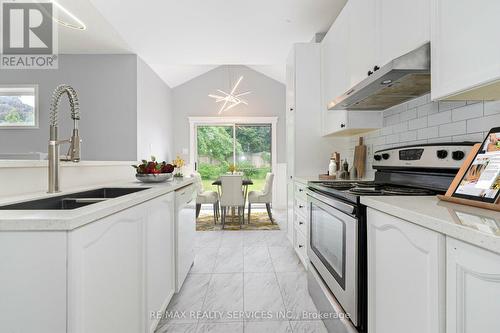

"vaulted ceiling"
[56,0,347,87]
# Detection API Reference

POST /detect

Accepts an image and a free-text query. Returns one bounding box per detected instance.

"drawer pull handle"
[299,189,303,192]
[298,245,304,248]
[299,222,304,225]
[299,205,304,208]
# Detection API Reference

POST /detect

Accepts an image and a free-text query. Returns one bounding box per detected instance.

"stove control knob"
[452,150,465,161]
[374,154,382,161]
[382,153,390,160]
[437,150,448,159]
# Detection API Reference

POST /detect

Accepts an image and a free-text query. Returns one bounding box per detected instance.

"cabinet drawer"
[294,228,308,267]
[294,197,307,218]
[294,212,307,236]
[294,182,307,200]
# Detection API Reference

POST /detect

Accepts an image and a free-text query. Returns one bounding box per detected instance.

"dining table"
[212,178,254,223]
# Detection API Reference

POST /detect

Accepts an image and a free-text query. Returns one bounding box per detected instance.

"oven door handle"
[306,189,356,216]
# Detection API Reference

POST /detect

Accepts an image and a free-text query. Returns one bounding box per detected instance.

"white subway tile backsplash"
[467,113,500,133]
[386,134,399,144]
[392,122,408,133]
[451,103,483,121]
[428,110,452,126]
[400,108,417,121]
[484,100,500,116]
[384,114,400,126]
[417,103,438,118]
[407,94,429,109]
[333,97,495,175]
[428,136,452,143]
[417,126,439,140]
[408,117,428,130]
[399,130,417,142]
[438,101,466,112]
[452,132,484,143]
[439,121,466,137]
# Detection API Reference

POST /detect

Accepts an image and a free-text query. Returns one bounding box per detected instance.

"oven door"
[307,190,359,326]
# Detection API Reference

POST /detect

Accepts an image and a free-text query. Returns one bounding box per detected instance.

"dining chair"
[247,173,274,223]
[192,172,219,224]
[219,175,245,229]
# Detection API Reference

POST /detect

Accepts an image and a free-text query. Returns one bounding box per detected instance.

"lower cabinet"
[292,181,308,268]
[68,193,175,333]
[367,208,445,333]
[146,193,176,332]
[446,237,500,333]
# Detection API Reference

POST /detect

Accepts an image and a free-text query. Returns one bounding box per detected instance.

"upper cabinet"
[321,7,350,109]
[348,0,377,88]
[431,0,500,100]
[376,0,430,68]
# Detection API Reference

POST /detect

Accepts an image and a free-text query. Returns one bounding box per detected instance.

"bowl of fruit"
[132,156,175,183]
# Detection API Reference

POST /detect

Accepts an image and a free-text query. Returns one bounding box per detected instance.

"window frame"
[0,84,39,129]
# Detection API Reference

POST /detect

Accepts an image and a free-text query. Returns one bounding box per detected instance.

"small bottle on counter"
[328,158,336,176]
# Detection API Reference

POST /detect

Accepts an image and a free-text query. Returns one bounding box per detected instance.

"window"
[194,122,273,192]
[0,85,38,128]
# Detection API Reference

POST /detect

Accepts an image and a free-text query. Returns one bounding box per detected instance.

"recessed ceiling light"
[381,79,392,85]
[52,0,87,30]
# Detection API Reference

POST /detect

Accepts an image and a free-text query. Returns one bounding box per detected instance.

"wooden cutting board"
[353,137,367,178]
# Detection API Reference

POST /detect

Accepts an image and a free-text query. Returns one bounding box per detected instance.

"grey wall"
[172,65,286,163]
[136,57,174,162]
[0,54,138,160]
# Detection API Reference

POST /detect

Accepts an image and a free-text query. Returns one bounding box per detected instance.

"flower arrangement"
[172,155,185,178]
[228,164,237,174]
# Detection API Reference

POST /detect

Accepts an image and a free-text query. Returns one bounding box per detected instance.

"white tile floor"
[155,210,328,333]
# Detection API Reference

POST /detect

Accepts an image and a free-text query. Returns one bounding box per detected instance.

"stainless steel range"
[306,142,475,333]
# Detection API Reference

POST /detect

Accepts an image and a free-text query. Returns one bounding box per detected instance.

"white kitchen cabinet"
[367,208,445,333]
[320,0,429,113]
[146,193,176,332]
[0,232,67,333]
[348,0,377,88]
[321,8,350,109]
[446,237,500,333]
[293,181,308,268]
[431,0,500,100]
[375,0,430,68]
[174,185,196,292]
[68,205,147,333]
[322,110,383,137]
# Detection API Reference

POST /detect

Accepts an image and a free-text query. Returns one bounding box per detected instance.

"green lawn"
[201,177,266,195]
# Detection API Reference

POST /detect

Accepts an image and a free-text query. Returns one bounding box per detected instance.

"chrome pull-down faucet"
[48,84,81,193]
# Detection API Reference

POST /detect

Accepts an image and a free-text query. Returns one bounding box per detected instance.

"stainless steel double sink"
[0,187,149,210]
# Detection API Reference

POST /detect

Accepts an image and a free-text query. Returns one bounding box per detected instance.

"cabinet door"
[68,206,146,333]
[348,0,377,87]
[431,0,500,100]
[376,0,430,67]
[146,193,175,332]
[447,237,500,333]
[321,8,350,109]
[322,110,348,136]
[367,208,445,333]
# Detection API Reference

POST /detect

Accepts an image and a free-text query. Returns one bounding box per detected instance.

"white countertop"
[361,196,500,254]
[0,178,194,231]
[0,160,137,168]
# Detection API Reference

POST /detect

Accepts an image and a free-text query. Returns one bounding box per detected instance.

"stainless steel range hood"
[328,43,430,111]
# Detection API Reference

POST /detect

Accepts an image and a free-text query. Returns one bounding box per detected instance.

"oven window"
[310,203,346,289]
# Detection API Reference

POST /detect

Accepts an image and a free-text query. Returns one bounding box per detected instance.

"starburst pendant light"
[208,67,251,114]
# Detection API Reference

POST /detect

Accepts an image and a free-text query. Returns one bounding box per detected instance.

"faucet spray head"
[68,128,81,162]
